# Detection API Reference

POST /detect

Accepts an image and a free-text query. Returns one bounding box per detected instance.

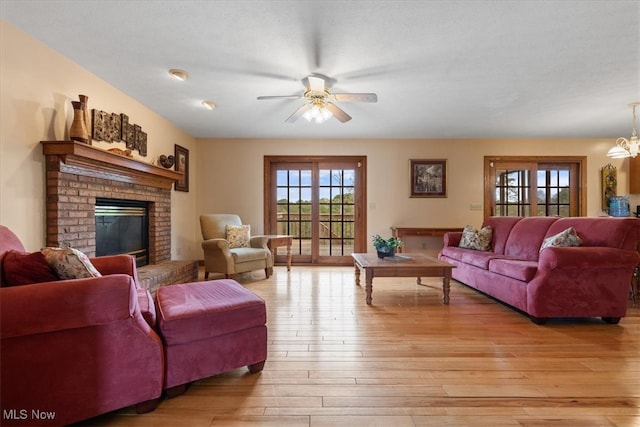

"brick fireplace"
[41,141,181,264]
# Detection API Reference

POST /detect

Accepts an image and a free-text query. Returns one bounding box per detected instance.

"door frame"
[263,155,367,265]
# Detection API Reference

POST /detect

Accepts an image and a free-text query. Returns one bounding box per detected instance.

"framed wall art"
[410,159,447,198]
[174,144,189,192]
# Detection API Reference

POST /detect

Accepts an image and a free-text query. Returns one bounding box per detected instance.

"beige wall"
[195,137,635,258]
[2,19,636,263]
[0,20,198,257]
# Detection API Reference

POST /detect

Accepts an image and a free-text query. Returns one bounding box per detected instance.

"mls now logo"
[3,409,56,421]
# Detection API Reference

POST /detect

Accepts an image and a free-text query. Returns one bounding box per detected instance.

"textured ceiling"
[2,0,639,139]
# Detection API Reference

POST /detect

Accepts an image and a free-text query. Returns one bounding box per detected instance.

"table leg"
[354,264,361,287]
[286,241,292,271]
[416,277,422,285]
[365,272,373,305]
[442,269,451,305]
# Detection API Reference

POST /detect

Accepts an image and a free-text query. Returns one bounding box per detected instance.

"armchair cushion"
[42,247,102,279]
[227,224,251,248]
[1,250,58,286]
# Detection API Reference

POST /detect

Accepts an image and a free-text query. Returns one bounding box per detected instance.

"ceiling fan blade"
[285,103,312,124]
[308,75,325,92]
[325,103,352,123]
[257,95,302,100]
[333,93,378,103]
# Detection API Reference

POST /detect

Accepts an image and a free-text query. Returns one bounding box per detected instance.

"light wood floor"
[82,265,640,427]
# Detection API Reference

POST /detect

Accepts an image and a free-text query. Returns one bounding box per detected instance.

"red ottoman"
[155,279,267,397]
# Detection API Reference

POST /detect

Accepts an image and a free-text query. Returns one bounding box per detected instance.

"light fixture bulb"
[168,69,189,81]
[201,100,216,110]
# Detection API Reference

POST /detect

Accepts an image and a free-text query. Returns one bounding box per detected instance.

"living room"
[1,1,640,426]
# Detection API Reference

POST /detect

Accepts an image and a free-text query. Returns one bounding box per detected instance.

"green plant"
[372,234,403,251]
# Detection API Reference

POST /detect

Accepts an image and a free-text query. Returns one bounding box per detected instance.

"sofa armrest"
[443,232,463,247]
[90,254,139,282]
[0,274,139,339]
[538,246,639,271]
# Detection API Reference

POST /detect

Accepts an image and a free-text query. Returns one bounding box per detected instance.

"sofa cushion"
[1,250,59,286]
[461,250,507,269]
[502,217,558,261]
[488,258,539,282]
[41,247,102,280]
[156,279,266,345]
[459,225,493,251]
[546,217,640,250]
[230,247,268,263]
[540,227,581,252]
[481,216,523,254]
[227,224,250,248]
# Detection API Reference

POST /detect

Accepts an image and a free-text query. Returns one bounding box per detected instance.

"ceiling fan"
[257,74,377,124]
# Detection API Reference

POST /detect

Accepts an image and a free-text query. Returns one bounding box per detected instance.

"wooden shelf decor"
[41,140,183,190]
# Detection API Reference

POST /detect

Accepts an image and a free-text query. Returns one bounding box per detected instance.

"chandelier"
[607,102,640,159]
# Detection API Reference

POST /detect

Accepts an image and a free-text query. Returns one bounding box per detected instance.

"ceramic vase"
[70,101,89,143]
[78,94,91,144]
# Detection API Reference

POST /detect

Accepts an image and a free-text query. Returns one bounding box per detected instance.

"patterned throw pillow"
[540,227,582,252]
[41,247,102,280]
[459,225,493,251]
[226,225,250,248]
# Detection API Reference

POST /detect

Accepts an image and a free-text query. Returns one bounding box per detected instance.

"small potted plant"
[372,234,403,258]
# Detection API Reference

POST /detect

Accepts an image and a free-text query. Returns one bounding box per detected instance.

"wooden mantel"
[41,140,183,190]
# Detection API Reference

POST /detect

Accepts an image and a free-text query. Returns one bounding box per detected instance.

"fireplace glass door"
[95,198,149,267]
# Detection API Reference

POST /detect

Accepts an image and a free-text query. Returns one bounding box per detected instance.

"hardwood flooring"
[81,266,640,427]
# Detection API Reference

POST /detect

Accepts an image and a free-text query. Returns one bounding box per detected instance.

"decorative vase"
[69,101,89,143]
[78,94,91,144]
[376,247,395,259]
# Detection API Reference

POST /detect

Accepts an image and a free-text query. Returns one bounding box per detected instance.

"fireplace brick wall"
[43,149,173,264]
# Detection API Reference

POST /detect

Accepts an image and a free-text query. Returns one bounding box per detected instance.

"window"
[484,156,585,218]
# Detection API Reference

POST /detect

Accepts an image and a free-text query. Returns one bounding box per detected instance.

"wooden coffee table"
[351,253,454,305]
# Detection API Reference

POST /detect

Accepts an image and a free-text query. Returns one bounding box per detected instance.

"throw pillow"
[41,247,102,280]
[226,225,250,248]
[540,227,582,252]
[2,250,59,286]
[459,225,493,251]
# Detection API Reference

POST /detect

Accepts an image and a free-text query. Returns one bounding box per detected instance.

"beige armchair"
[199,214,273,279]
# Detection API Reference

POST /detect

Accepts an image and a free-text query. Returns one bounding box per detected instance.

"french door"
[264,156,367,266]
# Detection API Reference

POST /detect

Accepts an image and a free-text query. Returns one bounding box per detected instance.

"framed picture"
[174,144,189,192]
[410,159,447,198]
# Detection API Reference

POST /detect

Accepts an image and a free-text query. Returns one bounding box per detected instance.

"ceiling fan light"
[320,107,333,121]
[303,108,314,122]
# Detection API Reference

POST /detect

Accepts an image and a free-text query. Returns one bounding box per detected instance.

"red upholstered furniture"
[0,225,164,426]
[155,279,267,397]
[439,217,640,324]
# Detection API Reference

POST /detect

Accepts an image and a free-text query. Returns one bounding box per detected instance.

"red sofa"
[0,225,164,426]
[439,216,640,324]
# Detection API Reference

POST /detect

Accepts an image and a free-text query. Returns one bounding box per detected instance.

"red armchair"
[0,225,164,426]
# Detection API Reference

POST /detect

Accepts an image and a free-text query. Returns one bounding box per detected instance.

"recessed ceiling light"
[202,100,217,110]
[168,69,189,81]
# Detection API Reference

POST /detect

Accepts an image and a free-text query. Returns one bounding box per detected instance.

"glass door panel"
[266,156,366,266]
